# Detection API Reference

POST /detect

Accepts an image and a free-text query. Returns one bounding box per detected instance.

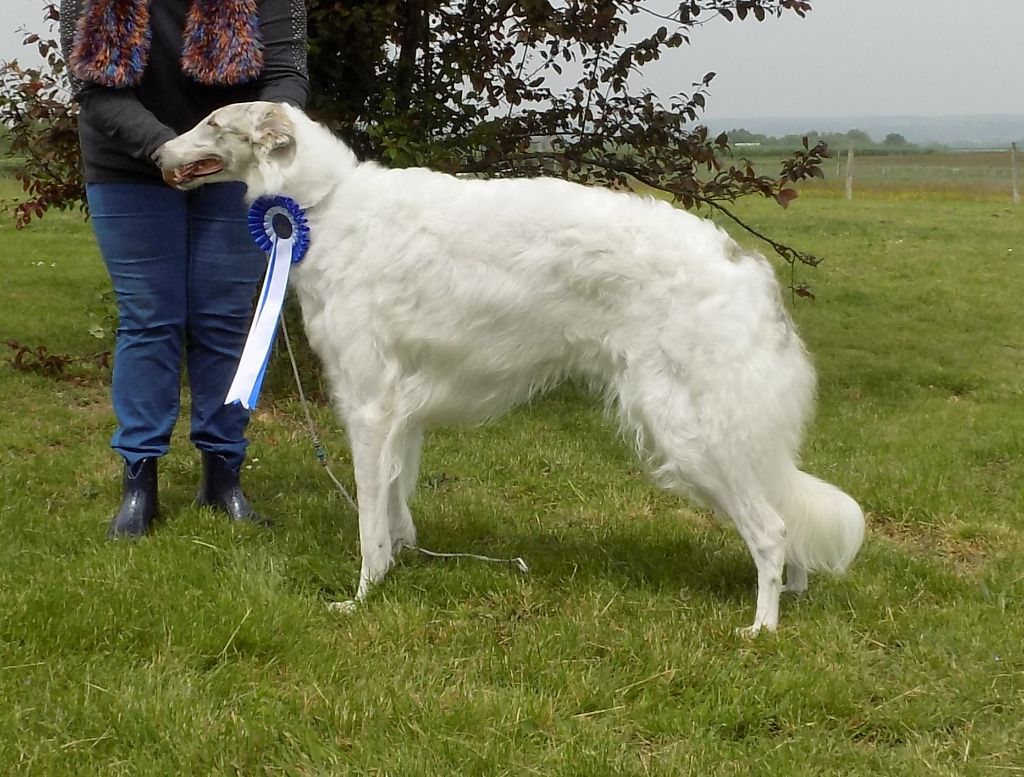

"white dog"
[156,101,864,634]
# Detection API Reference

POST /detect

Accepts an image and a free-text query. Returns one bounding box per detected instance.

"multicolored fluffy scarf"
[70,0,264,88]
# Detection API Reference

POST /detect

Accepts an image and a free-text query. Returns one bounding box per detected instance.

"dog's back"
[295,166,782,407]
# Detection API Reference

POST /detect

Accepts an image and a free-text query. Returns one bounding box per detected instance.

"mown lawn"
[1,177,1023,776]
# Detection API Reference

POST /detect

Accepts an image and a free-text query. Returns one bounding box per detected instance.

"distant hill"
[704,115,1024,149]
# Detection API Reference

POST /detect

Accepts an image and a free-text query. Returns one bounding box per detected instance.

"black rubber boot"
[196,451,270,526]
[107,458,159,539]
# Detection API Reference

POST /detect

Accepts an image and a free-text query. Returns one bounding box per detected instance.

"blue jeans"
[87,182,266,470]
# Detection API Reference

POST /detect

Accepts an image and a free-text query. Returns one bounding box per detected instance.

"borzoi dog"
[156,101,864,634]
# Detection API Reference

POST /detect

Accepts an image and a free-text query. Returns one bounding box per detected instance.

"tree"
[307,0,828,270]
[884,132,907,146]
[726,128,768,144]
[3,1,829,275]
[844,128,872,145]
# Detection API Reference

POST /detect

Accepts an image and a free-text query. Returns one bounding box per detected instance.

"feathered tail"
[768,466,865,573]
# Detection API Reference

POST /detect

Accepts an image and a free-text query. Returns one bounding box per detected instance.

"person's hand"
[153,140,180,188]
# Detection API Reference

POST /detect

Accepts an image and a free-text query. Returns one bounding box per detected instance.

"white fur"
[156,101,865,633]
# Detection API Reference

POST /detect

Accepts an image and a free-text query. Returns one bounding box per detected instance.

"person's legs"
[186,182,270,524]
[87,183,189,465]
[185,182,266,469]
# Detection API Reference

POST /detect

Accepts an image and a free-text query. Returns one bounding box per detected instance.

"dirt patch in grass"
[869,514,990,573]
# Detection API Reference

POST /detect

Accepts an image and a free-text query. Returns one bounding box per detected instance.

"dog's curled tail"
[770,467,865,574]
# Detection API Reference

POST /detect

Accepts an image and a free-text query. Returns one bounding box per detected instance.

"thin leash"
[279,313,357,512]
[278,314,529,575]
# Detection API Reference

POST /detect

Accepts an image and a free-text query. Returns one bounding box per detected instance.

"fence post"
[1012,142,1020,206]
[845,147,855,201]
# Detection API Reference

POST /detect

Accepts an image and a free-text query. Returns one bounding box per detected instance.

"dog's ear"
[253,103,296,156]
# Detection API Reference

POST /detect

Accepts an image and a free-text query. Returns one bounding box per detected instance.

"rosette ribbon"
[223,195,310,409]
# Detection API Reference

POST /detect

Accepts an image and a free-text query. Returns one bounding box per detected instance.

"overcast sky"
[4,0,1022,120]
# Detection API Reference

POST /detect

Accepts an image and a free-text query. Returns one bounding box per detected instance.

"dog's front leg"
[347,410,399,602]
[783,562,808,594]
[386,424,423,554]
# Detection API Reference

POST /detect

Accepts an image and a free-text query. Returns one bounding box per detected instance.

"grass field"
[1,174,1023,776]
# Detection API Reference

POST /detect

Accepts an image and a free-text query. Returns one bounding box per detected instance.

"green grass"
[2,176,1024,775]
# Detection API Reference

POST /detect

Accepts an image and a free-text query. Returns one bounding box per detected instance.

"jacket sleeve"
[256,0,311,109]
[59,0,178,163]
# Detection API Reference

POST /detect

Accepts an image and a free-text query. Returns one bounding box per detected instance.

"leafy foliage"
[0,4,83,228]
[2,1,829,266]
[5,338,110,380]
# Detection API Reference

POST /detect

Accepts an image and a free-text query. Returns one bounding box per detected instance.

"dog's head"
[155,101,297,190]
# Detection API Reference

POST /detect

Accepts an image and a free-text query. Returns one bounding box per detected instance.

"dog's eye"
[207,119,219,129]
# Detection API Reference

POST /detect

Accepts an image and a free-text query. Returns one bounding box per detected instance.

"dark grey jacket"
[60,0,309,184]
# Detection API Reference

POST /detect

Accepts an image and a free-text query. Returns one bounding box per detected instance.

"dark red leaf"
[776,188,799,208]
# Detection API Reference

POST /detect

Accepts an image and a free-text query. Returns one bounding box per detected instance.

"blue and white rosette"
[223,195,310,409]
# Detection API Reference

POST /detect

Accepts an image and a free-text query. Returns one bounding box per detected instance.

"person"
[59,0,310,538]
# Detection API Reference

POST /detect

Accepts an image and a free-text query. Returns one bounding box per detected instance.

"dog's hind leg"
[721,492,787,635]
[675,470,786,634]
[616,371,787,634]
[667,468,788,634]
[387,424,423,554]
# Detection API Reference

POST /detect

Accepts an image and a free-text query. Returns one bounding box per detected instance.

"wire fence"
[806,149,1022,198]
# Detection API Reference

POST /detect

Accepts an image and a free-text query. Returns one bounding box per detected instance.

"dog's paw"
[327,599,359,615]
[735,623,776,638]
